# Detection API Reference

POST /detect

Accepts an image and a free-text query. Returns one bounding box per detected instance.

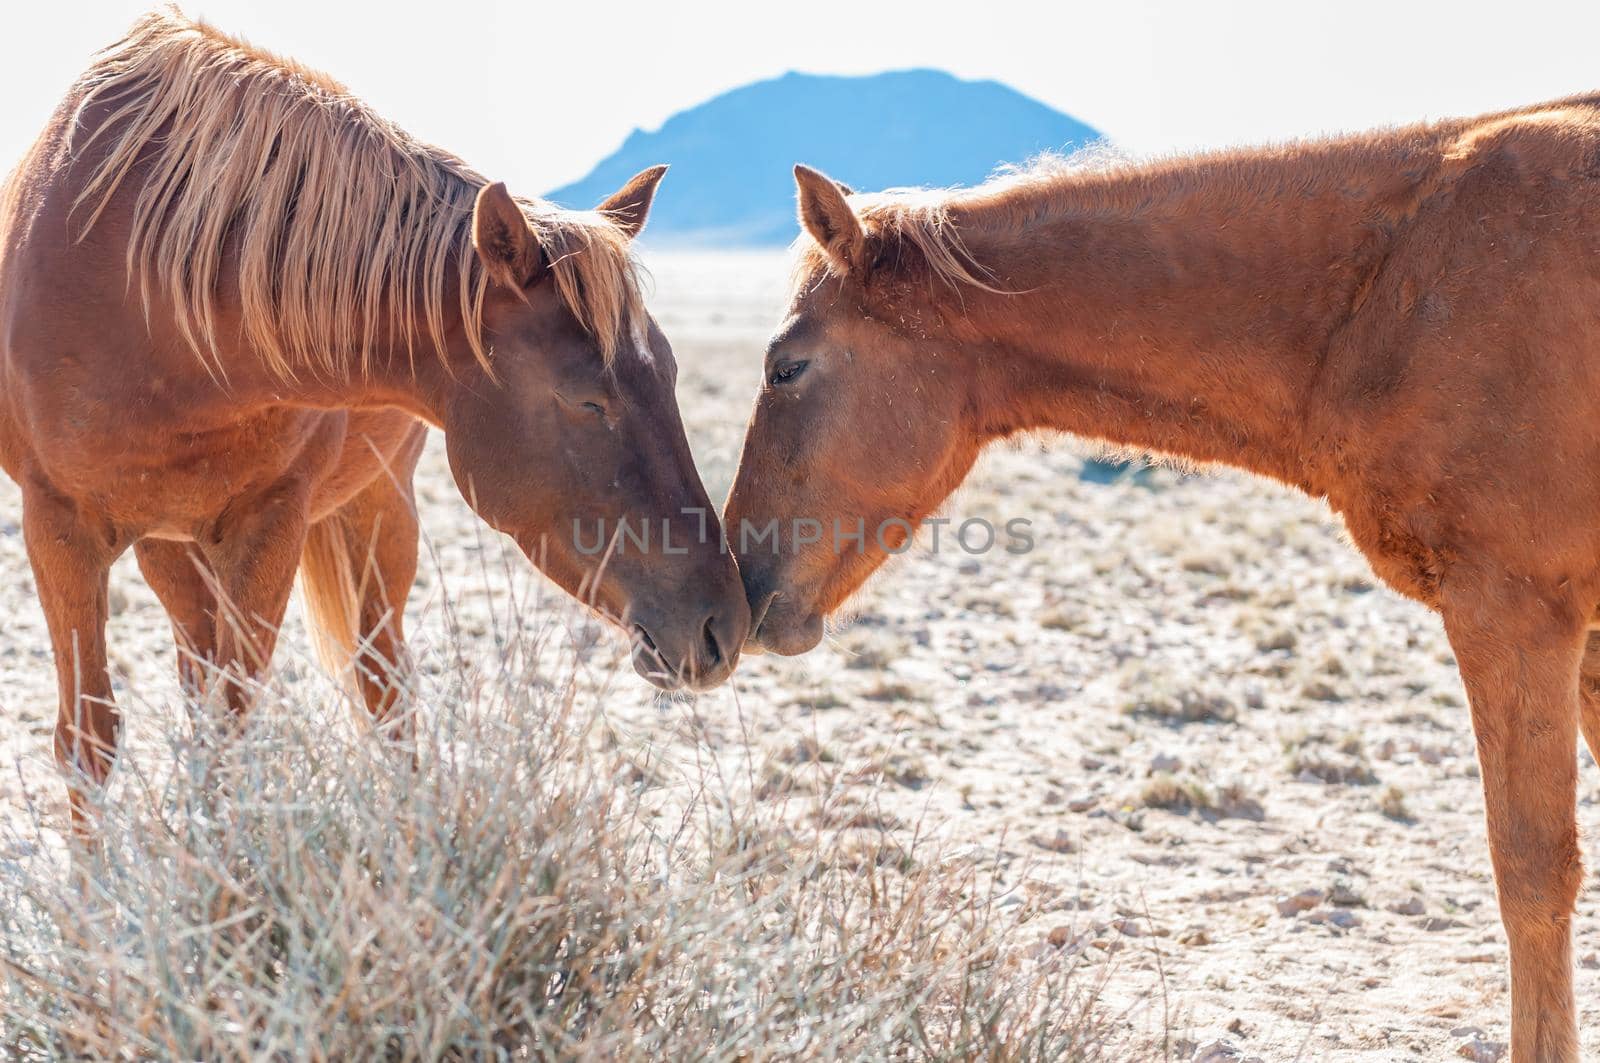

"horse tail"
[298,515,361,683]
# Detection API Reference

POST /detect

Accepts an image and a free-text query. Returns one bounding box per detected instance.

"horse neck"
[951,151,1427,491]
[261,267,474,423]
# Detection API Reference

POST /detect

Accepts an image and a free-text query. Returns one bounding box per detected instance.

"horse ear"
[596,164,668,240]
[473,182,543,288]
[794,164,865,273]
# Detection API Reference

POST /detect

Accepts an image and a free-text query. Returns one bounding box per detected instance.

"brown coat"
[0,12,747,830]
[726,96,1600,1060]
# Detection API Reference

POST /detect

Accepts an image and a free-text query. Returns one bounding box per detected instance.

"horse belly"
[26,400,345,542]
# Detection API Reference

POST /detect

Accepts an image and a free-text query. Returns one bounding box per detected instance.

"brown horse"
[724,98,1600,1059]
[0,12,748,828]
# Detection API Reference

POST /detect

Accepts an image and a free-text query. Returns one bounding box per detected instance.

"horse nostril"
[701,615,723,669]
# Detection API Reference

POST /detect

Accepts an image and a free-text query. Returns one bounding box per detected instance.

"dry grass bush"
[0,605,1114,1060]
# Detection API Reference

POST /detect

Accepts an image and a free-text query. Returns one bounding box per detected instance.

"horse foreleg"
[1446,597,1584,1063]
[23,484,122,833]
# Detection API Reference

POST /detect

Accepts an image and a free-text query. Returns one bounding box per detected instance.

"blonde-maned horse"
[726,101,1600,1059]
[0,11,748,829]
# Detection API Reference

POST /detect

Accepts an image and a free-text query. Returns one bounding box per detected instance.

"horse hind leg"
[134,539,218,697]
[298,465,420,743]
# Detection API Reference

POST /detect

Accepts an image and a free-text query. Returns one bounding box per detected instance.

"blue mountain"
[546,69,1101,246]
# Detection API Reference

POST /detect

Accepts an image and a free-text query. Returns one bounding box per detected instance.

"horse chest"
[1328,491,1450,609]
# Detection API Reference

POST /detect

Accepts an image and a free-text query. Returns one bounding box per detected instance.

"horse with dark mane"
[725,99,1600,1059]
[0,11,748,829]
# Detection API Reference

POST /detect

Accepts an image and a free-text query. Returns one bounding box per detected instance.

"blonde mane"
[70,8,643,380]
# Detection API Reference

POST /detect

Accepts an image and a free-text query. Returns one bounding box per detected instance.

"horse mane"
[69,8,643,380]
[790,154,1103,299]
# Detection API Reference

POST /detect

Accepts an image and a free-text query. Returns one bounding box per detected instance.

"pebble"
[1387,895,1426,916]
[1327,881,1367,908]
[1191,1040,1260,1063]
[1150,752,1183,774]
[1306,908,1361,929]
[1276,889,1324,917]
[1031,829,1077,854]
[1452,1031,1507,1062]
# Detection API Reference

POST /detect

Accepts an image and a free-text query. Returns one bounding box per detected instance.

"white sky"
[4,1,1599,200]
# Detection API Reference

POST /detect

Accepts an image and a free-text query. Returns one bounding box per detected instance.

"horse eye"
[580,401,607,418]
[768,360,809,386]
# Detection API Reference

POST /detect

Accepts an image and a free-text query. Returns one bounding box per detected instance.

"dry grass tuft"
[1377,784,1414,822]
[1137,773,1264,821]
[1282,731,1379,786]
[1120,675,1238,726]
[0,615,1113,1060]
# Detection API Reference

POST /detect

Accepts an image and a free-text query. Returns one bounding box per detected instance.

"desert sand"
[3,251,1596,1061]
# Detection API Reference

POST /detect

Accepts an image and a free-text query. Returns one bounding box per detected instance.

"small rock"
[1307,908,1361,929]
[1455,1034,1507,1062]
[1031,829,1078,854]
[1276,889,1325,917]
[1150,752,1183,774]
[1046,925,1075,948]
[1178,927,1213,946]
[1388,895,1426,916]
[1191,1040,1241,1063]
[1328,880,1367,908]
[1066,795,1097,812]
[1581,952,1600,970]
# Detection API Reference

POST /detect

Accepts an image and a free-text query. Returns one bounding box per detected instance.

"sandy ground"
[3,251,1598,1061]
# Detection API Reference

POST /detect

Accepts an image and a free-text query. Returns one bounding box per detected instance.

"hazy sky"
[4,1,1599,200]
